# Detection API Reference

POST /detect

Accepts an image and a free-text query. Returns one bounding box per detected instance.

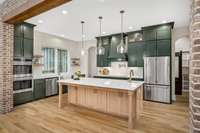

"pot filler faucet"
[129,70,134,82]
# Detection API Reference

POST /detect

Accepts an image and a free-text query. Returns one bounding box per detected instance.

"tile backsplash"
[97,62,143,79]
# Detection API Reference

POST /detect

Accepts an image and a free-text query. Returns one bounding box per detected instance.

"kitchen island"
[58,78,144,129]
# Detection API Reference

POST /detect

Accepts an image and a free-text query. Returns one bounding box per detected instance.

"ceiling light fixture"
[117,10,127,54]
[162,20,167,23]
[97,16,105,55]
[128,26,133,30]
[102,31,106,35]
[61,34,65,37]
[81,21,85,56]
[62,10,68,15]
[38,20,43,24]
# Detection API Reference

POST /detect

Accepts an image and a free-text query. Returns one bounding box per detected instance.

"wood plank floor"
[0,93,189,133]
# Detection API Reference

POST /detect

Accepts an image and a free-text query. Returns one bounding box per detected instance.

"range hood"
[108,34,128,61]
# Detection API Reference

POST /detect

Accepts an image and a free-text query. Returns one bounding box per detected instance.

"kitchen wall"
[33,31,81,79]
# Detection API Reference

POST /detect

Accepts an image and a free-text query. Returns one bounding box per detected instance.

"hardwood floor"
[0,93,189,133]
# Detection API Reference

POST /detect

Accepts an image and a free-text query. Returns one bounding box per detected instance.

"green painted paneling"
[23,38,33,59]
[144,40,157,57]
[128,41,145,67]
[14,22,34,59]
[14,37,23,58]
[97,37,111,67]
[34,79,45,100]
[157,40,171,56]
[109,34,126,59]
[14,91,33,106]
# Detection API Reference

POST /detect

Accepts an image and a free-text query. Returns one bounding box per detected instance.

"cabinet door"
[14,24,23,37]
[23,38,33,59]
[14,37,23,58]
[97,38,110,67]
[23,24,34,39]
[109,35,126,59]
[128,43,138,67]
[157,30,171,40]
[34,79,45,100]
[14,91,33,106]
[144,41,157,57]
[143,29,156,41]
[128,42,145,67]
[157,40,171,56]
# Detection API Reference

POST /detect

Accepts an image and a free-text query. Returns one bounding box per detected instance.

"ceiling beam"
[3,0,71,24]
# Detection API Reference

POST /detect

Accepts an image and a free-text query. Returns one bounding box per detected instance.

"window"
[57,49,68,73]
[42,48,55,73]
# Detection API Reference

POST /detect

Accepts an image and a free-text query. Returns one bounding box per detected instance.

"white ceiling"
[0,0,5,4]
[26,0,191,41]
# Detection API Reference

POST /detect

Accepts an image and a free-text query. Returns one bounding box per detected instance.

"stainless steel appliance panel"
[156,57,170,85]
[144,57,156,84]
[144,84,170,103]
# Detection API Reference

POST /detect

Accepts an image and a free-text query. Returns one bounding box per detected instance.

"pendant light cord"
[120,10,124,43]
[81,21,84,49]
[99,16,103,47]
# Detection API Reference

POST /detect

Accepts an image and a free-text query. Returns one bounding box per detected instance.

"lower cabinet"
[14,91,33,106]
[34,79,45,100]
[33,77,58,100]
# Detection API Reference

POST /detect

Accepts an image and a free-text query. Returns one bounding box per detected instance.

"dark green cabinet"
[109,34,126,59]
[157,40,171,56]
[144,41,157,57]
[143,30,156,41]
[127,31,143,43]
[23,38,33,59]
[34,79,45,100]
[97,37,111,67]
[14,91,33,106]
[128,42,145,67]
[14,22,35,59]
[14,37,23,58]
[23,23,34,39]
[143,24,172,41]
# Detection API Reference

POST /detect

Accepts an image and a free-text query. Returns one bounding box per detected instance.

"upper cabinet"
[96,22,174,67]
[109,34,127,60]
[142,23,173,41]
[14,22,35,60]
[97,37,111,67]
[127,31,143,43]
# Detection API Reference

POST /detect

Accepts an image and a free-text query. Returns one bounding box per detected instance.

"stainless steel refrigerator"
[144,57,171,103]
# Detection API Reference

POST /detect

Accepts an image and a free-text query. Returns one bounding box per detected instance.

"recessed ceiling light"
[162,20,167,23]
[128,26,133,30]
[102,31,106,34]
[38,20,43,24]
[82,34,86,38]
[62,10,68,15]
[61,34,65,37]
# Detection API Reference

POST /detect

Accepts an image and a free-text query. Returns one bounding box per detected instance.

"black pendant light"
[81,21,85,56]
[117,10,127,54]
[97,16,105,55]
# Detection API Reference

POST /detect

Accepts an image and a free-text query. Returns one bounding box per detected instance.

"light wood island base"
[58,82,143,129]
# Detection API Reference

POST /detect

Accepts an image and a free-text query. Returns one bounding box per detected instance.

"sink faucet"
[129,70,134,82]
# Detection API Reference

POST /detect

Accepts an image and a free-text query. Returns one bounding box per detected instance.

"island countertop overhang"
[58,78,144,91]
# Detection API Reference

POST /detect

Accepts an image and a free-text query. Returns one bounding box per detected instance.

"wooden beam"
[3,0,71,24]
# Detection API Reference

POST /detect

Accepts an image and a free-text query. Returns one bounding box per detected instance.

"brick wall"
[0,0,28,113]
[190,0,200,132]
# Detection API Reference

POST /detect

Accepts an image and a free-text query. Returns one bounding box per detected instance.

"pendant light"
[117,10,127,54]
[97,16,105,55]
[81,21,85,56]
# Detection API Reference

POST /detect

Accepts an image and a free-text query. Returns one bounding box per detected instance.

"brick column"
[0,19,14,113]
[190,0,200,132]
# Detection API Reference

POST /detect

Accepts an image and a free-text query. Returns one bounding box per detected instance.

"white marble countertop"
[58,78,144,91]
